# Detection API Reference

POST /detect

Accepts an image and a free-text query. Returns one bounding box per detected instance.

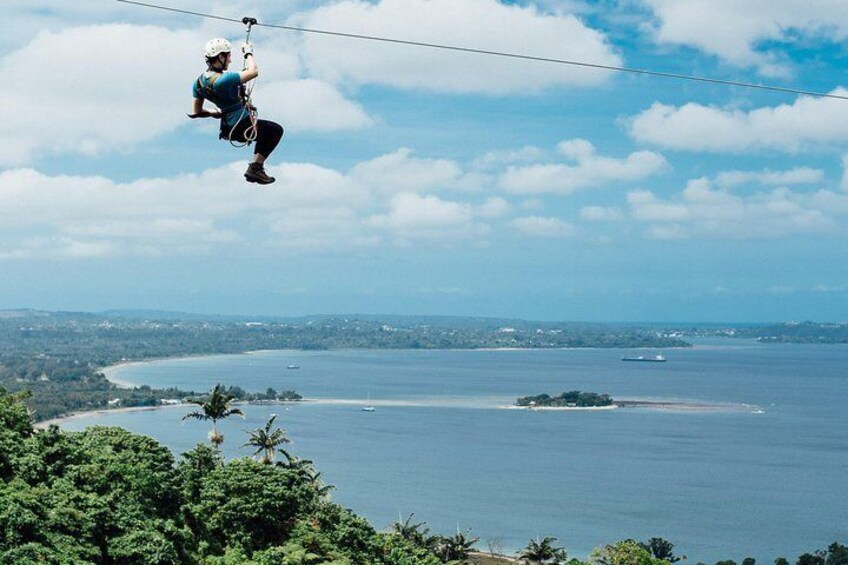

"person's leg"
[228,118,282,184]
[251,120,284,164]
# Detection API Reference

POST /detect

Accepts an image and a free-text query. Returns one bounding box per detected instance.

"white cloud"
[521,199,545,211]
[471,146,547,170]
[628,91,848,153]
[511,216,576,237]
[627,190,690,222]
[294,0,622,94]
[350,148,476,195]
[367,192,481,239]
[0,237,121,260]
[254,79,373,132]
[0,25,199,166]
[0,162,369,258]
[628,177,845,239]
[715,167,824,188]
[0,23,371,165]
[644,224,687,240]
[499,139,667,195]
[580,206,623,221]
[641,0,848,75]
[475,197,511,218]
[268,207,380,251]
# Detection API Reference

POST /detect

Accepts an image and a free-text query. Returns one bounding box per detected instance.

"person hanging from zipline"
[189,34,283,184]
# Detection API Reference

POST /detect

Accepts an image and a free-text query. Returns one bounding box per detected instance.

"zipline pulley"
[243,17,257,42]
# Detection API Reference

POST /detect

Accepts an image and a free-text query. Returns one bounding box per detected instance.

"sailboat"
[362,392,376,412]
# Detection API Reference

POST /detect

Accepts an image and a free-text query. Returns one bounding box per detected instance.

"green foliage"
[796,544,848,565]
[107,525,181,565]
[432,529,479,563]
[591,540,667,565]
[182,384,245,448]
[243,414,291,464]
[826,543,848,565]
[189,458,319,554]
[392,514,434,550]
[516,391,613,408]
[381,534,442,565]
[735,322,848,344]
[645,538,682,563]
[521,536,569,564]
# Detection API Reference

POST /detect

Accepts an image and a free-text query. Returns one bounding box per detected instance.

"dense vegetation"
[516,391,613,408]
[0,350,300,422]
[0,310,690,360]
[732,322,848,344]
[1,389,845,565]
[0,387,445,564]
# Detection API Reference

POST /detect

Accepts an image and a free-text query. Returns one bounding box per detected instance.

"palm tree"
[286,456,335,498]
[391,513,432,549]
[243,414,291,464]
[435,529,479,563]
[182,383,244,449]
[520,536,568,564]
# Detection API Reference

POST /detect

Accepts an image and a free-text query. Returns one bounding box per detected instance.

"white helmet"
[204,38,232,58]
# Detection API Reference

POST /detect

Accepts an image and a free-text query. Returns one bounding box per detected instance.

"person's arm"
[187,97,222,119]
[239,43,259,83]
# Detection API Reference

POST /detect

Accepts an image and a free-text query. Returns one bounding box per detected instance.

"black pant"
[221,118,284,158]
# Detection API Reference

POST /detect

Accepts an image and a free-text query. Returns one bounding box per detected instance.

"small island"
[517,390,614,408]
[512,391,758,413]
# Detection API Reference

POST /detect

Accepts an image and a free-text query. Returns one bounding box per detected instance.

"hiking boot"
[244,162,275,185]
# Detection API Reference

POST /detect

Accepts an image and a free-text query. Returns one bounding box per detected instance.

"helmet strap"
[208,53,228,71]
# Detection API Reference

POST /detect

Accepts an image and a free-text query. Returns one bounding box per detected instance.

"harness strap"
[196,71,221,99]
[196,72,243,115]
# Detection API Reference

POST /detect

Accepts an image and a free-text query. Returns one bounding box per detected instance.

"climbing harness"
[227,16,260,148]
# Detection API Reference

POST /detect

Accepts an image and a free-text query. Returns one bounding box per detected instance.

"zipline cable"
[116,0,848,102]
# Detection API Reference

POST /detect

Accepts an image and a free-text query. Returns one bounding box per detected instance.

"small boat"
[621,354,667,362]
[286,365,300,370]
[361,405,376,412]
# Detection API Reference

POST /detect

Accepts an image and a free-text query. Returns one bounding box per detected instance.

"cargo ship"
[621,354,667,362]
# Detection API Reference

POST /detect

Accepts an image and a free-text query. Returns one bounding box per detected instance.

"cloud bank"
[628,91,848,153]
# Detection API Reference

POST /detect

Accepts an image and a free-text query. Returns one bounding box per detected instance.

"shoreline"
[35,403,189,429]
[99,361,147,388]
[35,396,760,429]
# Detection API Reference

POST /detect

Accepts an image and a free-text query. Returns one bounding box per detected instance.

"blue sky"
[3,0,848,322]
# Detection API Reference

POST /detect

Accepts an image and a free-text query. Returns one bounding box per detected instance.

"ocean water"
[61,340,848,562]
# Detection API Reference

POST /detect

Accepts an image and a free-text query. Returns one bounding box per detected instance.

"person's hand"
[242,42,253,56]
[186,110,222,119]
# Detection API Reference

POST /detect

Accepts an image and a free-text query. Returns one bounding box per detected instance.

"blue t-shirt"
[192,71,249,127]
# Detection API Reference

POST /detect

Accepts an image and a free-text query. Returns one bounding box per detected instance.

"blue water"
[62,340,848,562]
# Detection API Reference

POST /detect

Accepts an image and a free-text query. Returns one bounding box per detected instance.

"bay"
[61,339,848,562]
